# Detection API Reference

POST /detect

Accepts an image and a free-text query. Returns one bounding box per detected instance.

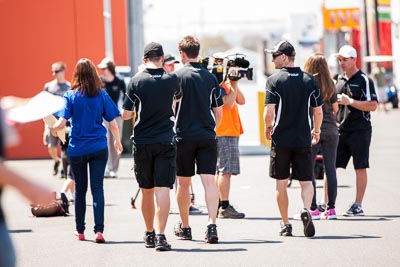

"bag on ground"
[31,192,69,217]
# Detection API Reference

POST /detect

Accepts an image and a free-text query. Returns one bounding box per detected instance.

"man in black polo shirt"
[122,42,181,251]
[173,35,223,244]
[97,57,126,178]
[335,45,378,217]
[264,41,323,237]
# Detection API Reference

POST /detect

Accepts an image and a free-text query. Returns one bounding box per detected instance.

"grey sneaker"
[343,203,364,216]
[279,223,293,236]
[218,205,245,219]
[189,205,203,215]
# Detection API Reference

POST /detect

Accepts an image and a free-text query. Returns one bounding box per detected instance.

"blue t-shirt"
[60,89,120,156]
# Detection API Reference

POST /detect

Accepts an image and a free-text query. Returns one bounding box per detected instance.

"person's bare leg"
[48,147,59,161]
[61,178,74,197]
[200,174,219,224]
[299,181,314,210]
[217,173,231,201]
[154,187,170,234]
[276,179,289,224]
[176,176,191,227]
[355,168,367,205]
[141,188,155,232]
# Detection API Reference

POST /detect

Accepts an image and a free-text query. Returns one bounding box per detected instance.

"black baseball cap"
[164,54,179,65]
[265,41,296,57]
[143,42,164,58]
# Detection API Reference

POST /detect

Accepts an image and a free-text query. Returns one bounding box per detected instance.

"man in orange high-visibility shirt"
[215,57,246,219]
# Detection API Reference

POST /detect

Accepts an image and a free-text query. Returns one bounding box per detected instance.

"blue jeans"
[0,222,16,267]
[70,148,108,234]
[311,132,339,210]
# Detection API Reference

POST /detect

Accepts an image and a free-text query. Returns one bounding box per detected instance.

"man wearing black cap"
[173,35,223,244]
[122,42,182,251]
[264,41,323,237]
[163,54,179,73]
[97,57,126,178]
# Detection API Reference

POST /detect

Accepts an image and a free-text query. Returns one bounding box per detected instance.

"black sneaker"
[53,160,60,176]
[155,234,171,251]
[143,231,155,248]
[343,203,364,216]
[205,224,218,244]
[173,222,192,240]
[279,223,293,236]
[60,193,69,215]
[317,202,327,212]
[218,205,245,219]
[300,209,315,237]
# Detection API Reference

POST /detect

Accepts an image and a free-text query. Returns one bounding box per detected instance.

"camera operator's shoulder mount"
[199,53,253,84]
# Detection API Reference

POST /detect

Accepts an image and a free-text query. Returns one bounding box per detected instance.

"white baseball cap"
[336,45,357,58]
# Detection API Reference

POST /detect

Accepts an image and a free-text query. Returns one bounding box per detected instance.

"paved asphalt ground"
[3,109,400,267]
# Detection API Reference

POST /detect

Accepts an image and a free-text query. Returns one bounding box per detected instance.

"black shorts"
[176,139,218,176]
[336,129,371,170]
[269,145,313,181]
[133,143,176,189]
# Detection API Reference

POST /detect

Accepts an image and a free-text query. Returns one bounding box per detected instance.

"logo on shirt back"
[348,83,359,88]
[190,67,202,72]
[152,74,162,79]
[288,73,299,77]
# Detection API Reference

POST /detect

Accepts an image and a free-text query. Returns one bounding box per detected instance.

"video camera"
[199,53,253,84]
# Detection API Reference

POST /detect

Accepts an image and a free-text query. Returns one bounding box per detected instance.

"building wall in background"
[112,0,129,66]
[0,0,128,159]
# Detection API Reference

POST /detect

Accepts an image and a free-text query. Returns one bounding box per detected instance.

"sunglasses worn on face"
[272,53,283,59]
[338,58,352,63]
[53,69,63,74]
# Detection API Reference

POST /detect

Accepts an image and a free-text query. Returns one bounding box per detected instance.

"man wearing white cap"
[335,45,378,216]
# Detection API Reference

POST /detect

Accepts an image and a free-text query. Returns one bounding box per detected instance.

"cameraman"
[215,57,246,219]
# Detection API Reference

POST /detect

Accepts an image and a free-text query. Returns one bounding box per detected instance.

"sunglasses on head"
[272,52,283,59]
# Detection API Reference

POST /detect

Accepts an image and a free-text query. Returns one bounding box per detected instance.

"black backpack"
[31,193,69,217]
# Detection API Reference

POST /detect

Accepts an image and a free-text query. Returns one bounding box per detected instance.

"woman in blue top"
[52,58,123,243]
